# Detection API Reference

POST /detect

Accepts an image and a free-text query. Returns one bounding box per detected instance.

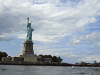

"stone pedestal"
[20,54,37,62]
[22,41,34,54]
[20,41,37,62]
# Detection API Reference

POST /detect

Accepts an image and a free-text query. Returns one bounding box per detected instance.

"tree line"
[38,54,63,62]
[0,51,8,61]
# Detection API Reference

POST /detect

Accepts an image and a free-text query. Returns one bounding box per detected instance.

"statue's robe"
[26,23,34,41]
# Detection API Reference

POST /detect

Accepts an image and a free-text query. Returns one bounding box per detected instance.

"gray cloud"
[67,38,82,45]
[87,51,94,55]
[0,0,100,43]
[67,31,100,46]
[0,37,14,42]
[78,55,100,62]
[78,51,99,55]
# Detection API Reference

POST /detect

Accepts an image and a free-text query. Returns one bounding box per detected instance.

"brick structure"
[2,57,24,62]
[37,56,52,62]
[37,56,42,62]
[11,57,24,62]
[43,58,51,62]
[2,57,12,62]
[20,54,37,62]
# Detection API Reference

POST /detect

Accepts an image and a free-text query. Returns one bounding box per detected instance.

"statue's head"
[27,17,29,19]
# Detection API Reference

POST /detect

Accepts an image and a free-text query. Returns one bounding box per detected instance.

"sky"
[0,0,100,64]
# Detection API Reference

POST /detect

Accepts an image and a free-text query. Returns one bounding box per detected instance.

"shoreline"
[0,62,100,67]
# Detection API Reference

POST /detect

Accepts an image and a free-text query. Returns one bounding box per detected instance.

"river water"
[0,65,100,75]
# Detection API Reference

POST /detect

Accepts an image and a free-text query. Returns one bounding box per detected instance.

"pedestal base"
[20,54,37,62]
[21,41,37,62]
[22,41,34,54]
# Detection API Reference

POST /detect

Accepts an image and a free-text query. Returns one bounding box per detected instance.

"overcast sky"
[0,0,100,64]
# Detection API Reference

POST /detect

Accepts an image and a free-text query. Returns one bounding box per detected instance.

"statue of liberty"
[25,17,34,41]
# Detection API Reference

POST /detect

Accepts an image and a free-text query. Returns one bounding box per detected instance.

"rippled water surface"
[0,65,100,75]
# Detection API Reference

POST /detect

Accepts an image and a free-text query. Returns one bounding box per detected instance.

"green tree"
[47,55,52,58]
[52,56,58,62]
[8,56,11,57]
[38,54,63,62]
[39,54,43,58]
[57,56,63,62]
[0,51,8,61]
[43,55,48,58]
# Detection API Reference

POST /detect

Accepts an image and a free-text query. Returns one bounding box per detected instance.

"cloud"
[59,43,64,45]
[34,0,60,4]
[0,35,14,42]
[78,51,95,55]
[81,32,100,46]
[78,51,86,55]
[67,38,82,45]
[78,50,100,56]
[67,31,100,46]
[78,55,100,62]
[90,18,98,23]
[0,0,100,43]
[87,51,94,55]
[59,52,78,57]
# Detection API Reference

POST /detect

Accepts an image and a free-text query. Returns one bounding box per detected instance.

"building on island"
[2,57,24,62]
[43,58,51,62]
[2,57,12,62]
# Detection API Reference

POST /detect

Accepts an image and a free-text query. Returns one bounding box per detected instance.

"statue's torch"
[27,17,29,24]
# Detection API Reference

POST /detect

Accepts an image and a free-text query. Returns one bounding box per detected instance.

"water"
[0,65,100,75]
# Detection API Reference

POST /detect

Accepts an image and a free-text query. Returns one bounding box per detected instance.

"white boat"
[72,66,74,69]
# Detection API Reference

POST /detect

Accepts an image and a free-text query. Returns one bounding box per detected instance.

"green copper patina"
[25,17,34,41]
